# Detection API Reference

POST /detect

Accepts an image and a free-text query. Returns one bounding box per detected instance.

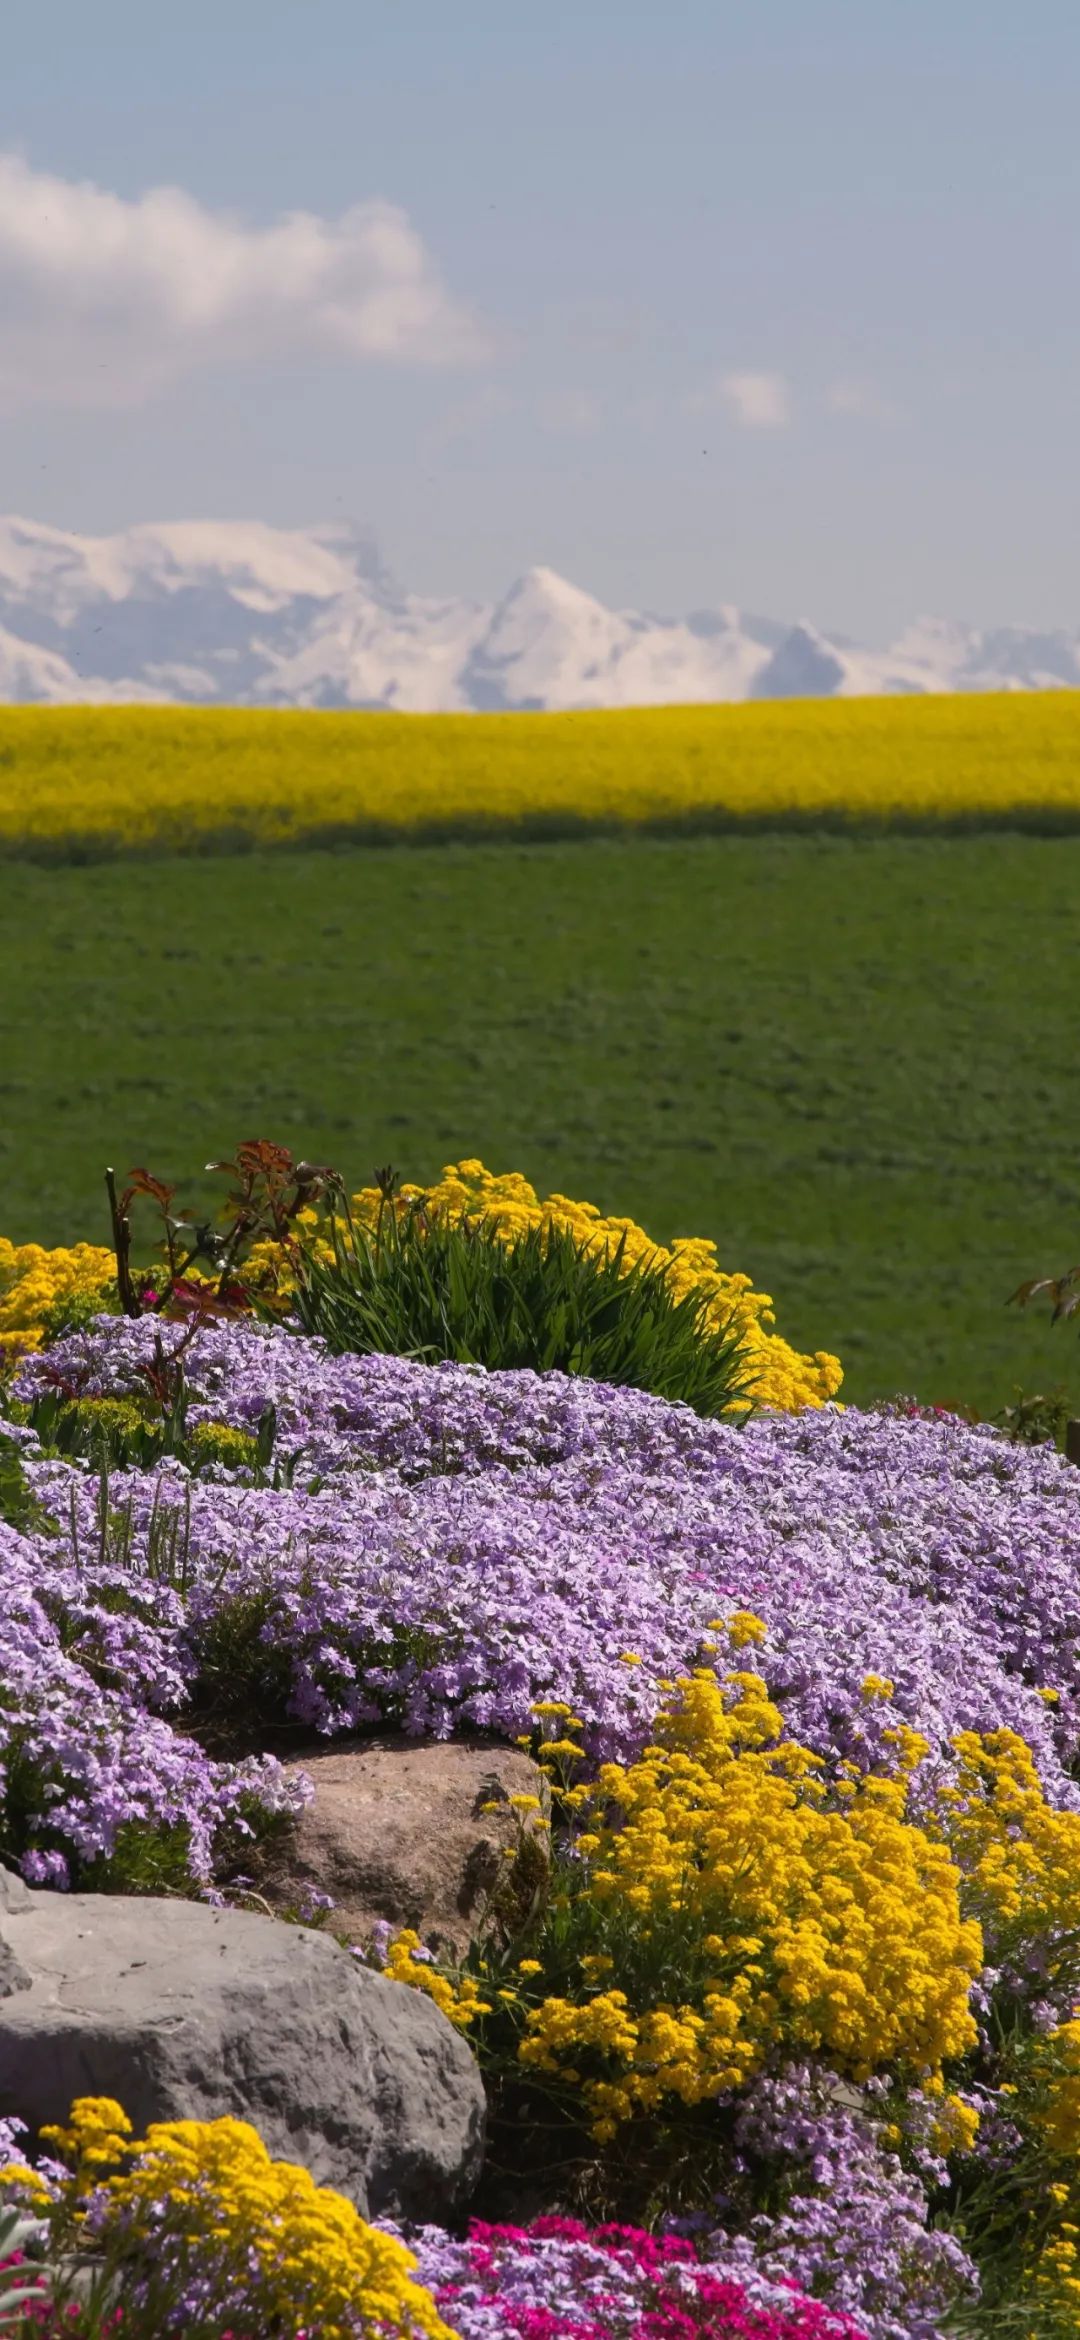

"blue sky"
[2,0,1077,635]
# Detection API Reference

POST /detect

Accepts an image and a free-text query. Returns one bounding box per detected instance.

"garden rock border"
[263,1734,550,1953]
[0,1868,485,2216]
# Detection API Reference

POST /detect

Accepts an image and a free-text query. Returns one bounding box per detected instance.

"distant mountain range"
[2,516,1080,710]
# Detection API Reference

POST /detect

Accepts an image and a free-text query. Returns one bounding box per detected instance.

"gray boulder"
[0,1869,484,2216]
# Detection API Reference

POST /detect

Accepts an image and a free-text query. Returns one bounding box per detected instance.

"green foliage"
[994,1387,1074,1449]
[0,1432,48,1535]
[0,2203,53,2329]
[28,1392,171,1472]
[292,1193,754,1417]
[190,1585,467,1748]
[62,1818,200,1902]
[0,1725,195,1899]
[24,1385,287,1487]
[185,1584,299,1736]
[0,2207,47,2315]
[5,832,1080,1412]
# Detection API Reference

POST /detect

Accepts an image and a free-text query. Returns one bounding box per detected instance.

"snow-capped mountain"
[1,515,1079,710]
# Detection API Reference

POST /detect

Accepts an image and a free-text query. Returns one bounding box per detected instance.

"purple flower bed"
[14,1320,1080,1805]
[712,2068,979,2340]
[5,1314,1080,1885]
[0,1515,305,1889]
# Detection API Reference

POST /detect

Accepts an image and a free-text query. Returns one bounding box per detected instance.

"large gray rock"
[0,1873,484,2216]
[264,1735,549,1954]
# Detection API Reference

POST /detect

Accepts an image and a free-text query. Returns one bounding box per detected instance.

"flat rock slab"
[0,1876,484,2217]
[268,1735,549,1954]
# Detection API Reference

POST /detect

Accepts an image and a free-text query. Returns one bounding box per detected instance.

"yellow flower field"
[3,693,1080,856]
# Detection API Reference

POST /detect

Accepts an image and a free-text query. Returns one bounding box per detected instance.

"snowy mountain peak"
[0,516,1078,711]
[502,563,600,610]
[752,623,848,701]
[0,513,367,614]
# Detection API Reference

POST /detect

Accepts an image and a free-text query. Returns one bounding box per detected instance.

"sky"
[1,0,1078,638]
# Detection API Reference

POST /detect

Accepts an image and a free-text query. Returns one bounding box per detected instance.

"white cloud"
[718,371,791,428]
[826,378,901,422]
[0,152,488,411]
[534,389,601,436]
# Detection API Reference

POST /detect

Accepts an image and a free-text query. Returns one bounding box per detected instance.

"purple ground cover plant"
[6,1315,1080,1887]
[10,1319,1080,1787]
[703,2067,979,2340]
[0,1505,307,1890]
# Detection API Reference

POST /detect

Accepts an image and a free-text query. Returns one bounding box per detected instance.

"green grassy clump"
[294,1197,755,1416]
[2,829,1079,1414]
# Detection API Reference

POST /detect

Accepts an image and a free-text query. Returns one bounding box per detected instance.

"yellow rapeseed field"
[2,694,1080,855]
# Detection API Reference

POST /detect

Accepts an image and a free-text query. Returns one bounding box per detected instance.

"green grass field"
[4,828,1079,1415]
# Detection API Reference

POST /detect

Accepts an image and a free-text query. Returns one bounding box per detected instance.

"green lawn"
[4,830,1079,1414]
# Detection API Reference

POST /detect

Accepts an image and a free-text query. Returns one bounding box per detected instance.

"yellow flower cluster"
[1032,2227,1080,2323]
[922,2088,981,2159]
[349,1161,842,1412]
[936,1729,1080,1944]
[0,1236,115,1359]
[187,1417,261,1470]
[0,2090,131,2197]
[1034,2022,1080,2159]
[4,696,1080,859]
[383,1927,494,2027]
[1025,2192,1080,2329]
[513,1671,980,2140]
[30,2096,453,2340]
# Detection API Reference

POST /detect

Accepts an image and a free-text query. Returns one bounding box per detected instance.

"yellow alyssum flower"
[1031,2020,1080,2159]
[725,1612,769,1649]
[37,2096,452,2340]
[40,2094,134,2177]
[0,1237,115,1358]
[1026,2220,1080,2322]
[388,1673,1077,2157]
[383,1928,493,2026]
[515,1669,980,2137]
[935,1729,1080,1943]
[925,2091,981,2157]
